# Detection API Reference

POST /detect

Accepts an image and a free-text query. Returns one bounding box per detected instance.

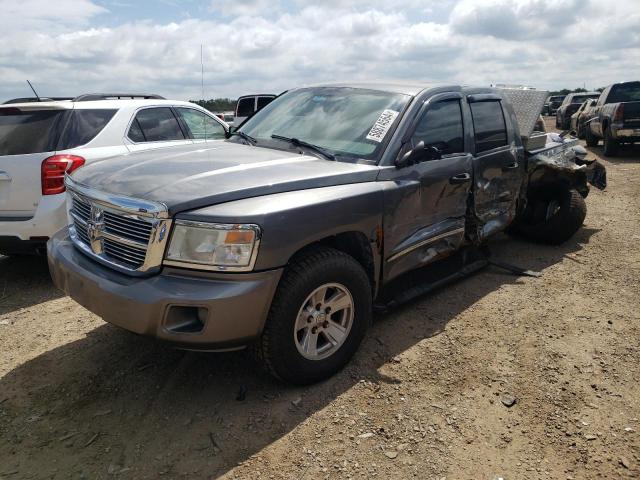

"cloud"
[450,0,583,40]
[1,0,639,102]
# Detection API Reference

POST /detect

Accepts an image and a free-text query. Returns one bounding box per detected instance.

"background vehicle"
[49,84,606,385]
[544,95,566,116]
[234,94,276,125]
[0,93,228,255]
[215,111,235,126]
[585,81,640,155]
[556,92,600,129]
[571,99,597,139]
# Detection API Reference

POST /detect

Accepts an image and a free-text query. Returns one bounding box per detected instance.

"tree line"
[189,98,236,112]
[549,87,605,96]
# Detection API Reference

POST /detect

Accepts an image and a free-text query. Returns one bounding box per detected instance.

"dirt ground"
[1,119,638,480]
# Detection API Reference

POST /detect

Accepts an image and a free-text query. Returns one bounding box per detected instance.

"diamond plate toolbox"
[497,88,549,139]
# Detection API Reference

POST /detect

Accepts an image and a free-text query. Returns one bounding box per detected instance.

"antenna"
[27,80,41,102]
[200,44,205,102]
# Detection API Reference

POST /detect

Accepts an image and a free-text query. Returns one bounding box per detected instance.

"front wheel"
[254,247,372,385]
[513,188,587,245]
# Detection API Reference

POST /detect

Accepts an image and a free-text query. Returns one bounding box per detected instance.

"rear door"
[0,105,69,217]
[467,96,522,240]
[125,107,193,152]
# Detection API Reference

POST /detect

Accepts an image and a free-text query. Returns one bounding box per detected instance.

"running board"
[374,247,489,313]
[374,246,542,313]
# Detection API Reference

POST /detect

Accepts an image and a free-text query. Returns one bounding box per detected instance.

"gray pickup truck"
[585,81,640,156]
[48,83,606,384]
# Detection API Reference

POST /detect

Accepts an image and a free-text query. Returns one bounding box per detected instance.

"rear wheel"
[603,128,619,156]
[254,247,372,385]
[514,188,587,245]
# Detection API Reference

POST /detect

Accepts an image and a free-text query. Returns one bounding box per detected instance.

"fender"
[176,182,386,280]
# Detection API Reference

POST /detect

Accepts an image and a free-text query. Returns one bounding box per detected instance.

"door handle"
[502,162,519,171]
[0,172,12,182]
[449,173,471,184]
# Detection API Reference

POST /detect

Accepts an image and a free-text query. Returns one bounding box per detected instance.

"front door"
[380,93,473,283]
[467,96,523,240]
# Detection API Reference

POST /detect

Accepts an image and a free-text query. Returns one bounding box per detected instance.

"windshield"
[237,87,411,162]
[608,82,640,103]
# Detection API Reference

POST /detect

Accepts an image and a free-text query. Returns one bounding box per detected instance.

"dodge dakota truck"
[585,81,640,156]
[48,83,606,384]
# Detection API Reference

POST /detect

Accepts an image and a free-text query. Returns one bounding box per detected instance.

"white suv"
[0,93,228,255]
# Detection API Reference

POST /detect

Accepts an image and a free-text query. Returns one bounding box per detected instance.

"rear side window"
[256,96,273,110]
[236,98,255,117]
[411,100,464,155]
[0,109,63,155]
[57,109,117,150]
[470,101,508,153]
[176,108,226,140]
[128,107,185,142]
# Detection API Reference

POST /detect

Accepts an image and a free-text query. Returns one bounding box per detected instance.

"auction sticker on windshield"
[366,109,399,143]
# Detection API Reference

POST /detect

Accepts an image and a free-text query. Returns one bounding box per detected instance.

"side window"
[57,109,117,149]
[256,96,273,110]
[128,107,185,142]
[176,108,226,140]
[470,101,508,153]
[411,100,464,155]
[236,97,255,117]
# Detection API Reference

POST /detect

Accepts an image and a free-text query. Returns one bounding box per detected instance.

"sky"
[0,0,638,102]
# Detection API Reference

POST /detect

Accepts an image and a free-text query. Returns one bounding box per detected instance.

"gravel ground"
[0,119,638,479]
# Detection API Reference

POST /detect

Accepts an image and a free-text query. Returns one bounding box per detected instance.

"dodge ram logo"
[87,206,105,255]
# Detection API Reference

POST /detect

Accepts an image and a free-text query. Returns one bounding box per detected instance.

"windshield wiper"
[271,134,335,161]
[229,130,257,145]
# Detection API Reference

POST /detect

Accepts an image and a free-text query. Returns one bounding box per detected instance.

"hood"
[71,141,380,214]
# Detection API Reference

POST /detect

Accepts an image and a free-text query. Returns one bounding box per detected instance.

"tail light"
[613,104,624,123]
[41,154,85,195]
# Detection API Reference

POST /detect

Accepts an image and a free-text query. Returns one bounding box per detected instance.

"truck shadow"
[0,229,599,478]
[0,255,62,316]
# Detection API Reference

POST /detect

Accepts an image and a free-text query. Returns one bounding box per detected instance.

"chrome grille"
[66,178,171,276]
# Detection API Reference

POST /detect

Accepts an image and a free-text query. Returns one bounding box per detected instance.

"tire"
[585,125,598,147]
[515,188,587,245]
[603,128,619,156]
[254,246,372,385]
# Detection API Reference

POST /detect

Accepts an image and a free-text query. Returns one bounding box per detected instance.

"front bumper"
[48,229,283,350]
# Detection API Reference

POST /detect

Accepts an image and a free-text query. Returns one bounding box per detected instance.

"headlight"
[164,220,260,271]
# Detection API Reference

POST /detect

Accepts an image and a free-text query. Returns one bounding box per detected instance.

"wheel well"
[289,232,376,291]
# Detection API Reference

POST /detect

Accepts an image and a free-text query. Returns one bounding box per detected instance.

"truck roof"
[306,81,442,96]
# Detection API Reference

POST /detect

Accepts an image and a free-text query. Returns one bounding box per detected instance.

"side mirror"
[396,141,426,168]
[395,142,443,168]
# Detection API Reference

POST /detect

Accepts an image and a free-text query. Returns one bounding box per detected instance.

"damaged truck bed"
[49,83,606,384]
